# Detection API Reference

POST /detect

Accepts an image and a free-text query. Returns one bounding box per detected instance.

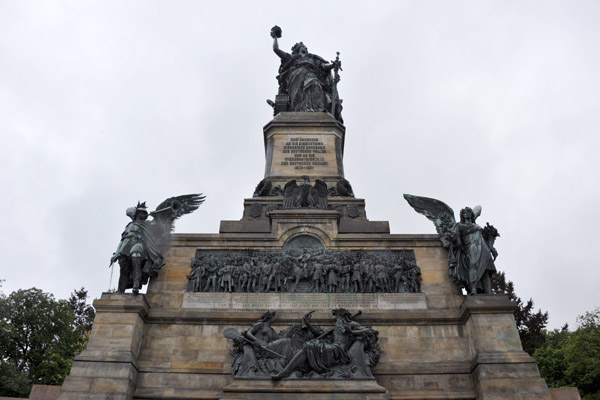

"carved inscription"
[182,293,427,310]
[330,294,378,310]
[281,137,328,170]
[232,293,280,309]
[280,293,329,309]
[182,293,230,309]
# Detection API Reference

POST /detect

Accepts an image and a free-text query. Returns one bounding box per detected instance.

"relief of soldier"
[187,249,422,294]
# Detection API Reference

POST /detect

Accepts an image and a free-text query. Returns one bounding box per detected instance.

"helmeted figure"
[110,194,205,294]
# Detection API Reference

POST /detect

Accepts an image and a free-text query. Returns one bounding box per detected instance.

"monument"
[58,27,555,399]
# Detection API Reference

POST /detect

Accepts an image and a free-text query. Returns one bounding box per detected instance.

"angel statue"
[404,194,500,295]
[110,194,205,294]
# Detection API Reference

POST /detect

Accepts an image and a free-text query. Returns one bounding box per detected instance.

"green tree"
[533,308,600,400]
[67,287,96,333]
[533,324,572,388]
[491,271,549,355]
[0,288,95,397]
[564,309,600,399]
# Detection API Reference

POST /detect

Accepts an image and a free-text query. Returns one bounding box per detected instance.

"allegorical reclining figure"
[224,309,380,379]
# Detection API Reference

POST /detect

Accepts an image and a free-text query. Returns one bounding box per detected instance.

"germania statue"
[110,194,205,294]
[269,25,343,123]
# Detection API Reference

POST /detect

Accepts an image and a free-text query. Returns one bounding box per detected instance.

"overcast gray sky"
[1,1,599,330]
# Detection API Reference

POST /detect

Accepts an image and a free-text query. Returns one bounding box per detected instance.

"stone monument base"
[222,379,388,400]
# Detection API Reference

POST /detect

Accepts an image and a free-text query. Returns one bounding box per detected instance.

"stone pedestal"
[263,112,345,188]
[58,113,554,399]
[463,296,552,399]
[57,294,148,400]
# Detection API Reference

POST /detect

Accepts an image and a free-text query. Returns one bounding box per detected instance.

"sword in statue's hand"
[331,52,342,117]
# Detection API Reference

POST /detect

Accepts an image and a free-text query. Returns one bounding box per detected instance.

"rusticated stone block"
[550,387,581,400]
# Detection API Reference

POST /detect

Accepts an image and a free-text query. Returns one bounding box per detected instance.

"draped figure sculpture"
[269,25,343,123]
[224,309,380,379]
[404,194,499,295]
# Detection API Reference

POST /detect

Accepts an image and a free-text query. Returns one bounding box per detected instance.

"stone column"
[462,295,552,400]
[58,293,148,400]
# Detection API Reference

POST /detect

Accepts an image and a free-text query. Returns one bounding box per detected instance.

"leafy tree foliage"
[68,287,96,333]
[0,288,95,397]
[534,308,600,400]
[491,271,549,355]
[534,325,572,388]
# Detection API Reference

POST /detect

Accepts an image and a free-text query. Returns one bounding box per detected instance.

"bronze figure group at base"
[225,309,379,380]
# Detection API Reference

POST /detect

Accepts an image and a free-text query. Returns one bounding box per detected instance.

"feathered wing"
[403,194,456,236]
[283,180,299,208]
[154,193,206,221]
[310,179,328,209]
[150,194,206,249]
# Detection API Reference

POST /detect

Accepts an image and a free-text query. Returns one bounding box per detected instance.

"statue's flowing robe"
[452,222,496,290]
[278,53,332,112]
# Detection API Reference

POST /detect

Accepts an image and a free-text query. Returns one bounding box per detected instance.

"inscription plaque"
[280,293,329,309]
[281,137,328,171]
[182,293,230,309]
[378,293,427,310]
[182,293,426,310]
[231,293,280,309]
[268,133,341,178]
[330,293,378,310]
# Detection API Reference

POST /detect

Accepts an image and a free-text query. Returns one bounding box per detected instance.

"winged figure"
[403,194,499,295]
[283,176,328,209]
[110,194,205,294]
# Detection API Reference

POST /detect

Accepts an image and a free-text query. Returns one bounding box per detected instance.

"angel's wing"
[153,194,206,221]
[283,180,299,208]
[403,194,456,235]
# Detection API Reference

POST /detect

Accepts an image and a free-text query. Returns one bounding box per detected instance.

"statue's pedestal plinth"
[222,379,388,400]
[263,112,345,189]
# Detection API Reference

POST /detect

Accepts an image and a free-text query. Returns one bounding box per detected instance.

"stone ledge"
[224,379,386,393]
[134,388,221,399]
[263,111,345,131]
[389,392,475,400]
[74,350,139,369]
[459,294,517,322]
[93,293,150,321]
[144,308,466,325]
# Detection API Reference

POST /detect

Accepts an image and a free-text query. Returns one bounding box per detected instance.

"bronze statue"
[111,194,205,294]
[269,26,343,123]
[225,309,380,379]
[404,194,499,295]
